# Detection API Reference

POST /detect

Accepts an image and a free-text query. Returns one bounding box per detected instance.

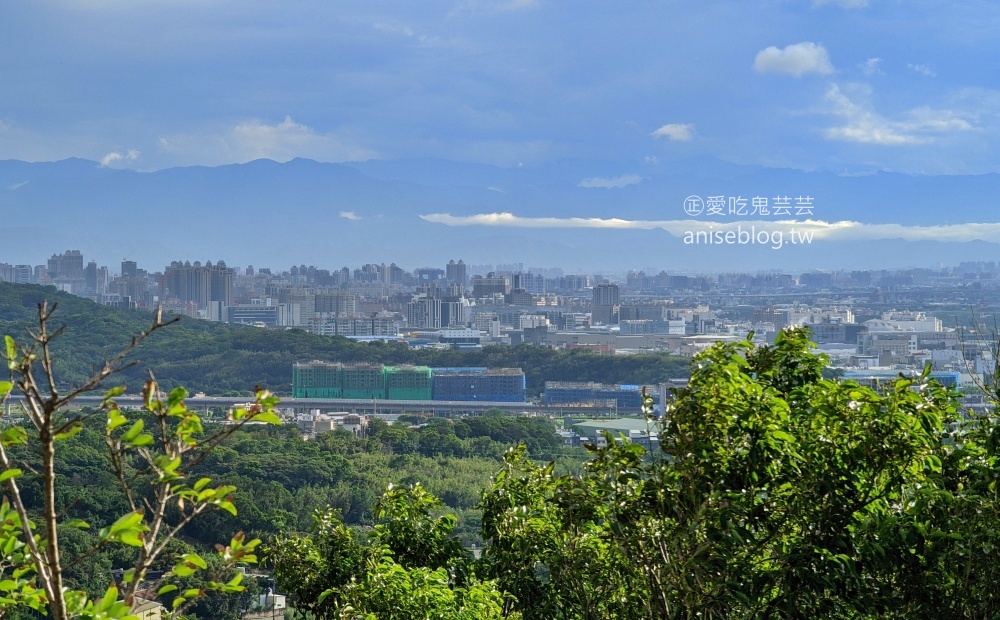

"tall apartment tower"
[407,297,442,329]
[47,250,84,280]
[446,259,467,286]
[592,283,620,325]
[315,291,358,316]
[593,283,620,306]
[85,261,98,292]
[162,260,233,309]
[208,261,233,307]
[13,265,31,284]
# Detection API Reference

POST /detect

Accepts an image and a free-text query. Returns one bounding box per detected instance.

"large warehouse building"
[292,362,525,402]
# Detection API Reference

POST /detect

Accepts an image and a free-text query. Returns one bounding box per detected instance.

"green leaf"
[128,434,155,447]
[172,564,195,578]
[5,336,16,368]
[0,381,12,397]
[157,584,177,596]
[103,386,126,400]
[248,411,281,425]
[1,427,27,447]
[55,423,83,441]
[99,510,148,547]
[96,585,117,612]
[121,419,145,443]
[107,407,128,432]
[217,500,238,516]
[771,430,795,442]
[0,469,22,483]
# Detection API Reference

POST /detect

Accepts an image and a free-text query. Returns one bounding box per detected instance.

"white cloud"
[7,181,29,191]
[822,83,973,145]
[651,123,695,142]
[823,84,916,145]
[908,63,937,77]
[100,148,141,167]
[897,107,973,132]
[339,211,362,221]
[486,186,505,193]
[373,23,415,37]
[753,42,835,77]
[861,58,883,77]
[232,117,349,160]
[420,212,1000,244]
[578,173,642,189]
[813,0,869,8]
[158,116,378,166]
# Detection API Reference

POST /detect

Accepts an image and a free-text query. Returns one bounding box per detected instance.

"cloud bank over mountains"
[420,213,1000,245]
[1,156,999,273]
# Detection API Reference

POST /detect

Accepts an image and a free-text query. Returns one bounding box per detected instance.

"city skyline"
[10,246,1000,285]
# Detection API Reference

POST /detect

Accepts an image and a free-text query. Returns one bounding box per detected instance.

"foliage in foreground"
[0,304,280,620]
[267,484,512,620]
[477,328,1000,619]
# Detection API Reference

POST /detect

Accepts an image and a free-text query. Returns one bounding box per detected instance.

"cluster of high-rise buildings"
[5,251,1000,392]
[7,250,1000,415]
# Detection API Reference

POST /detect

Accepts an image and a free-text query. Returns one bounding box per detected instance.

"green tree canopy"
[481,328,1000,619]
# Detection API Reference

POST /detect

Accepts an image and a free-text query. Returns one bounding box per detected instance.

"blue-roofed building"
[430,367,526,402]
[543,381,644,409]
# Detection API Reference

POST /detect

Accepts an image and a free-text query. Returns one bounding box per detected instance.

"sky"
[3,0,1000,176]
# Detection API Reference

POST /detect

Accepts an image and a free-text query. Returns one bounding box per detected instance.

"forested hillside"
[6,410,581,617]
[5,321,1000,619]
[0,282,690,396]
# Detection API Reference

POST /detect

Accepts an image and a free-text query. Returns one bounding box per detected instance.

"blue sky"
[3,0,999,176]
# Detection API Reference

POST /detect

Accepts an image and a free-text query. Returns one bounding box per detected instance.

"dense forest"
[6,406,583,619]
[14,411,576,547]
[4,324,1000,618]
[267,329,1000,619]
[0,282,690,396]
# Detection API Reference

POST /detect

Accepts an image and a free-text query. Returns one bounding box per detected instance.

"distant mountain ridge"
[0,156,997,272]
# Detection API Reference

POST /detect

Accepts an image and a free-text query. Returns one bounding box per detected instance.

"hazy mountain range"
[1,156,997,274]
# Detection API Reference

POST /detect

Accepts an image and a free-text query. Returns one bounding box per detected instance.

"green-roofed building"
[570,418,660,451]
[571,418,653,438]
[384,365,433,400]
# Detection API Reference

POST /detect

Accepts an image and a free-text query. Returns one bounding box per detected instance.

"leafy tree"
[267,484,510,620]
[370,484,470,582]
[481,327,1000,619]
[0,302,279,619]
[266,508,367,618]
[334,557,507,620]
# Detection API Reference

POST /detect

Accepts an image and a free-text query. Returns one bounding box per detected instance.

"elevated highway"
[6,394,638,417]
